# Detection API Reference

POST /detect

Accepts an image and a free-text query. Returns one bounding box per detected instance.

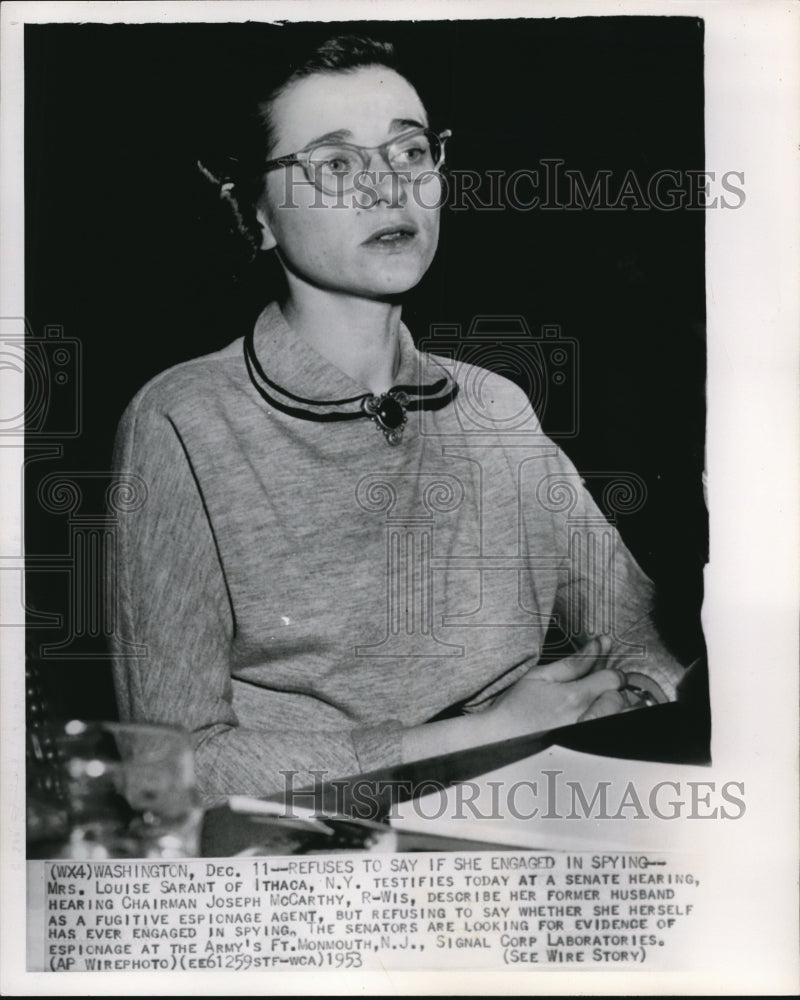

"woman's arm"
[111,390,392,804]
[525,441,686,701]
[400,634,625,763]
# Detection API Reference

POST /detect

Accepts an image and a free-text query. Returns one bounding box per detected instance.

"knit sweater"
[111,302,682,803]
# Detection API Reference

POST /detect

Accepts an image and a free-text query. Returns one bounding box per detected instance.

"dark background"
[24,17,707,721]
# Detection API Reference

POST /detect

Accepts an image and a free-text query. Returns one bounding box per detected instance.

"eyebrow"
[304,118,426,147]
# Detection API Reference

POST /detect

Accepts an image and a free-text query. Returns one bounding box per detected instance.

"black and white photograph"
[2,0,797,995]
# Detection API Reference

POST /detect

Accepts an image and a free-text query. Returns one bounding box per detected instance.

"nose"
[361,150,409,207]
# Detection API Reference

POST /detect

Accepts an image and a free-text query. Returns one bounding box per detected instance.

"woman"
[111,35,684,805]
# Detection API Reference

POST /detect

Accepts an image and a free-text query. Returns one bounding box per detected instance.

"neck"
[282,282,403,395]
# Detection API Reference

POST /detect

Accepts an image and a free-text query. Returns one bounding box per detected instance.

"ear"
[255,204,278,252]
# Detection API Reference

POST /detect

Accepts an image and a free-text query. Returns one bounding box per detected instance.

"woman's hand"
[486,635,628,738]
[402,635,631,765]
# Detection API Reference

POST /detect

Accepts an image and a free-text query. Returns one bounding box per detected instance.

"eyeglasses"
[263,127,452,195]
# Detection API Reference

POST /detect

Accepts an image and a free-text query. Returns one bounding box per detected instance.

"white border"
[2,1,798,994]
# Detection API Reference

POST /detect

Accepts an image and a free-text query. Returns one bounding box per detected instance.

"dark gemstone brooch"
[362,390,411,445]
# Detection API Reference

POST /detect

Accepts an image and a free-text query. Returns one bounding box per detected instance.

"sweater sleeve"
[529,441,685,701]
[110,390,400,805]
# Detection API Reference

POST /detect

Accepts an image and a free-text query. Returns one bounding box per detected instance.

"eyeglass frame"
[262,126,453,194]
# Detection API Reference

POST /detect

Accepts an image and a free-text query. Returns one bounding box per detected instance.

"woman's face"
[256,65,442,300]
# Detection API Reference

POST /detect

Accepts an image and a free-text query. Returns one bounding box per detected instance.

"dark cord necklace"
[243,324,458,446]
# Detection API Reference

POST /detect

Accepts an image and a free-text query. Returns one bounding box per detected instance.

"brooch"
[362,390,410,446]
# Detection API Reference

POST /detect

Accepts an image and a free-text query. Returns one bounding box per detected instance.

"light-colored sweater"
[111,303,682,803]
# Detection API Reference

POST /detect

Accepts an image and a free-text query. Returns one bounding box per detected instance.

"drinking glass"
[27,720,203,859]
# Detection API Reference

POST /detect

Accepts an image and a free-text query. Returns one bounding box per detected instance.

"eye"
[325,156,351,174]
[393,143,427,165]
[311,146,361,176]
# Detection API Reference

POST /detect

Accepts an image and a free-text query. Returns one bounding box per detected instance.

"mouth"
[362,223,418,248]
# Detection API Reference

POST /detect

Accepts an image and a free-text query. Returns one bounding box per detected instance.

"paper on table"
[391,745,714,852]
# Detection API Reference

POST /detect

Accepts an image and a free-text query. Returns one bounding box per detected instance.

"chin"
[365,263,429,297]
[362,280,422,301]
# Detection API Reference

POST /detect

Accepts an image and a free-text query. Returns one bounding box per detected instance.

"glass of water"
[27,720,203,859]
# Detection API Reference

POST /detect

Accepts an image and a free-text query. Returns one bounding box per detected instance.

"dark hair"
[199,34,406,262]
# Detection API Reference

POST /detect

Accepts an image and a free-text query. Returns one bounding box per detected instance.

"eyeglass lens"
[308,130,444,193]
